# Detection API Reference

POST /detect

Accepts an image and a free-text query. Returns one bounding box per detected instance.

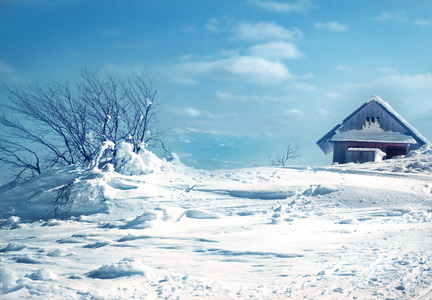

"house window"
[365,116,380,128]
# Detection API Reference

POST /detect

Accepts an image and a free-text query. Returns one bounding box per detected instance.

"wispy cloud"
[233,21,303,41]
[286,82,316,91]
[379,66,398,73]
[247,41,304,60]
[205,18,220,32]
[216,92,297,103]
[336,64,352,71]
[186,127,219,135]
[174,108,203,117]
[413,19,432,27]
[374,10,407,22]
[324,92,342,100]
[0,59,21,83]
[317,108,333,116]
[283,109,303,117]
[314,21,348,32]
[341,73,432,90]
[374,73,432,89]
[164,55,292,85]
[253,0,312,13]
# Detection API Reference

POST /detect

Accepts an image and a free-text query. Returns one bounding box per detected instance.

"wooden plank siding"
[338,101,409,133]
[333,142,410,164]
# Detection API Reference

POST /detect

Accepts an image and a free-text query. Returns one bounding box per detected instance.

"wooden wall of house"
[346,150,376,163]
[340,101,409,134]
[333,142,411,164]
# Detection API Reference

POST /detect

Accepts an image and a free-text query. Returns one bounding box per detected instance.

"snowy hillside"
[1,144,432,299]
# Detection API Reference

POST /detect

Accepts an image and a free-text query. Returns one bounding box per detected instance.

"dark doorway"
[386,146,407,159]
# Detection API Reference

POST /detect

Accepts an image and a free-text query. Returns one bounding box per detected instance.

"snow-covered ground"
[1,144,432,299]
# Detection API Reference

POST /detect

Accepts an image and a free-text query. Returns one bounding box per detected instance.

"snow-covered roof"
[331,128,417,144]
[366,95,429,145]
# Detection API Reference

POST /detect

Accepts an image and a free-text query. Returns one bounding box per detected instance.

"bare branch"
[0,70,170,185]
[268,140,302,167]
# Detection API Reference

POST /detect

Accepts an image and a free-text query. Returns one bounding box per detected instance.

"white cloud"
[324,92,342,100]
[379,66,398,73]
[183,26,195,34]
[253,0,312,13]
[186,127,219,135]
[286,82,316,91]
[317,108,332,116]
[0,59,21,83]
[314,21,348,32]
[233,21,303,41]
[336,64,352,71]
[374,10,407,22]
[340,73,432,90]
[216,92,251,102]
[179,137,191,143]
[374,73,432,90]
[216,92,297,102]
[247,41,304,60]
[0,59,18,75]
[176,108,202,117]
[168,55,292,85]
[413,19,432,27]
[283,109,303,117]
[205,18,220,32]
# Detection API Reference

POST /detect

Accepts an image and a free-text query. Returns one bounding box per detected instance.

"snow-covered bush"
[86,258,154,279]
[113,142,166,175]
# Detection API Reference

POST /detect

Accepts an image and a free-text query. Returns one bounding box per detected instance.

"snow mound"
[0,142,193,221]
[0,267,18,294]
[0,243,26,253]
[120,210,165,229]
[0,216,21,229]
[303,185,338,197]
[86,258,154,279]
[182,209,221,220]
[46,248,74,257]
[27,268,58,281]
[326,144,432,174]
[0,166,110,220]
[14,254,42,264]
[114,142,164,175]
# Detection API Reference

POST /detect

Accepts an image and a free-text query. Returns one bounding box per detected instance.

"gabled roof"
[317,95,430,154]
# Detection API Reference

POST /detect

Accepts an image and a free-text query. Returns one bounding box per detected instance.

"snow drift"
[1,145,432,299]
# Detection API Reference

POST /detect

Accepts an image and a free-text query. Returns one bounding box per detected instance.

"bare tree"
[0,70,169,185]
[268,140,302,167]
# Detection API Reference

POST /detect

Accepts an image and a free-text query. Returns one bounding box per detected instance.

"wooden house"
[317,95,430,164]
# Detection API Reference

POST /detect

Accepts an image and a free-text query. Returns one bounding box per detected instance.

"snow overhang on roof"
[365,95,429,145]
[331,129,417,144]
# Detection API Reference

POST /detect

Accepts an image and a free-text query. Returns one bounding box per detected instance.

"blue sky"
[1,0,432,169]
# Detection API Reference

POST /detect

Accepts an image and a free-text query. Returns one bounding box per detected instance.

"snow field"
[1,146,432,299]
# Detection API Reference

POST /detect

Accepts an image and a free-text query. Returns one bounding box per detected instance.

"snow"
[367,95,430,145]
[1,144,432,299]
[331,127,417,143]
